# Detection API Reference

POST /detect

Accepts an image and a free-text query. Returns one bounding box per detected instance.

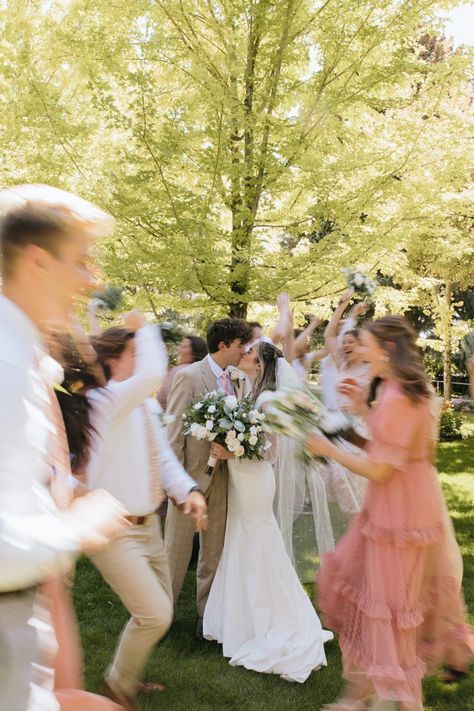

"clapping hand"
[65,489,130,551]
[338,378,366,414]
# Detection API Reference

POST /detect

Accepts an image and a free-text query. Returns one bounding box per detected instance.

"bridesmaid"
[307,316,473,711]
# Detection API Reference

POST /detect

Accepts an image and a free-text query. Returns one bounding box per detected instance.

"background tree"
[1,1,472,320]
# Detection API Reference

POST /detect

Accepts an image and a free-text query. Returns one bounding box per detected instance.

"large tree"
[0,1,473,318]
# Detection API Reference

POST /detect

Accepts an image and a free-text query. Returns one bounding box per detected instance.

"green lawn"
[74,430,473,710]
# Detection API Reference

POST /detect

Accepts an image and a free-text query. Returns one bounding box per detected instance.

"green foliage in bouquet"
[182,391,268,473]
[92,286,123,311]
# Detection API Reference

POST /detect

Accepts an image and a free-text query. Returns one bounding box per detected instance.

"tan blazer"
[167,358,221,490]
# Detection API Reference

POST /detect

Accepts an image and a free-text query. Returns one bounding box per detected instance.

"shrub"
[439,403,464,441]
[451,398,474,414]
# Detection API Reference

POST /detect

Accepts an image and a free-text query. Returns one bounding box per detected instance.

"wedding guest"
[291,316,327,380]
[320,294,371,530]
[0,184,127,711]
[157,335,207,410]
[164,318,252,641]
[248,320,273,344]
[308,315,474,711]
[85,311,207,711]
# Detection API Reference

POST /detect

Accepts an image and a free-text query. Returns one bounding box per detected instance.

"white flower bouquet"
[342,267,377,297]
[182,391,268,475]
[263,386,353,462]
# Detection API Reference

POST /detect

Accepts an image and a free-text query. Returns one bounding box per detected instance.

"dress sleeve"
[368,389,421,470]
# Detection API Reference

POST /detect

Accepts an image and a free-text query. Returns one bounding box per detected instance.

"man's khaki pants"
[0,589,59,711]
[89,514,173,697]
[165,467,227,616]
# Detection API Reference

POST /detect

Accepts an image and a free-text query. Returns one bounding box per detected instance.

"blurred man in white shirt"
[86,313,207,711]
[0,185,127,711]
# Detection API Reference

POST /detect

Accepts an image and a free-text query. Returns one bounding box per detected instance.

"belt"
[126,514,154,526]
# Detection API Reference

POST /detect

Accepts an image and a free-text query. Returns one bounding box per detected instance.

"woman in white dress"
[322,298,371,534]
[203,342,333,683]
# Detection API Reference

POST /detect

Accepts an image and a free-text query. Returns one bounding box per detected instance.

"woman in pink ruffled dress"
[308,315,473,711]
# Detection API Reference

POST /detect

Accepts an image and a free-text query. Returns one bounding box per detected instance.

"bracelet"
[188,485,203,495]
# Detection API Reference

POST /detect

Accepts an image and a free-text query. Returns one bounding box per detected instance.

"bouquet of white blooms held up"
[263,386,353,463]
[342,267,377,297]
[182,391,268,475]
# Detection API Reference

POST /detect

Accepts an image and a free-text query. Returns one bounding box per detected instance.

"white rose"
[190,422,200,435]
[227,430,237,440]
[237,433,244,441]
[198,425,209,439]
[249,426,258,435]
[248,435,258,446]
[227,439,239,452]
[193,402,203,410]
[353,273,364,286]
[224,395,238,410]
[205,420,214,430]
[207,405,216,413]
[229,369,242,381]
[234,445,245,457]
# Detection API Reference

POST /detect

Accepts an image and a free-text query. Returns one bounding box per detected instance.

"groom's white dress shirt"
[206,353,225,388]
[0,295,79,593]
[87,325,196,515]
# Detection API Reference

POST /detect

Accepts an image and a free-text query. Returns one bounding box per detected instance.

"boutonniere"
[229,368,245,383]
[39,355,69,395]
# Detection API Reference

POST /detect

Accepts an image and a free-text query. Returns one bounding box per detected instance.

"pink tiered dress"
[317,380,473,708]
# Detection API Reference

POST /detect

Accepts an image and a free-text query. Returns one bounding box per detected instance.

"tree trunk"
[443,281,452,403]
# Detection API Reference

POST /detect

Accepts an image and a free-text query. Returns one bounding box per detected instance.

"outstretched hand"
[183,491,208,531]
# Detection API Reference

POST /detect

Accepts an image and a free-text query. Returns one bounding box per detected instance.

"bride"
[203,342,333,683]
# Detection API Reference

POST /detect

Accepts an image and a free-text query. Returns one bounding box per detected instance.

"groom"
[165,318,252,638]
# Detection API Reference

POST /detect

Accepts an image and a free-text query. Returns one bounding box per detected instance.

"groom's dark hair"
[206,318,252,354]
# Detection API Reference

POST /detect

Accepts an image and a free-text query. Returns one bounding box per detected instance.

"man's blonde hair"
[0,184,114,275]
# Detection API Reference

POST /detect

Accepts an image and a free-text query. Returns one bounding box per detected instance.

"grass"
[74,428,473,710]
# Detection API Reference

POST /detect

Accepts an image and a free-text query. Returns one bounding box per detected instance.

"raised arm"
[293,316,323,357]
[324,289,353,356]
[89,319,168,422]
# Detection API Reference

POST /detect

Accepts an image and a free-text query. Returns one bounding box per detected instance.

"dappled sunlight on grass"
[73,426,473,710]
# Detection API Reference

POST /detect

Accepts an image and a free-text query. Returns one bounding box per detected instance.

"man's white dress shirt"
[0,295,79,592]
[87,325,196,515]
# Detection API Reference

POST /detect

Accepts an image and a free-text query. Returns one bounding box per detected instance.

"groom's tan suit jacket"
[164,357,249,615]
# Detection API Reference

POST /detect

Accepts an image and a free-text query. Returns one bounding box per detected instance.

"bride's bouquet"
[263,387,353,462]
[342,267,376,297]
[183,392,268,475]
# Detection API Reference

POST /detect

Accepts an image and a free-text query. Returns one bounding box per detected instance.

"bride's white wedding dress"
[203,451,333,682]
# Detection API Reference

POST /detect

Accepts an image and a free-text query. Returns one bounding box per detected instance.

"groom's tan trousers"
[165,467,228,616]
[89,514,173,697]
